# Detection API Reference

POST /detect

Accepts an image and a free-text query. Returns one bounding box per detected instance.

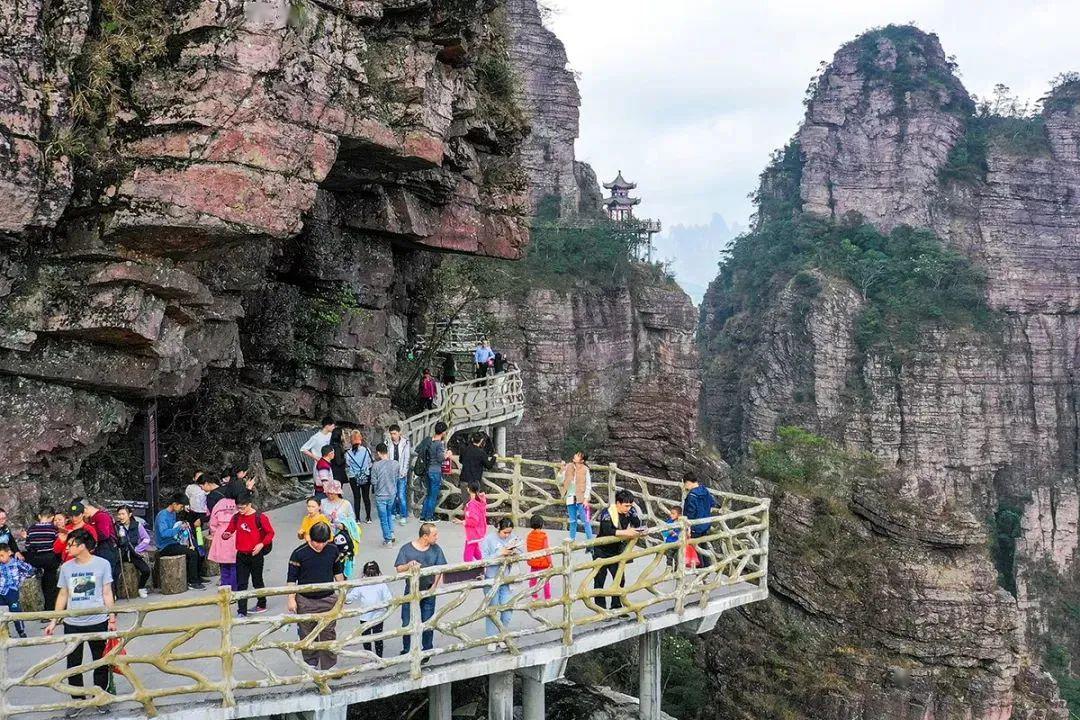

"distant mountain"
[654,214,742,304]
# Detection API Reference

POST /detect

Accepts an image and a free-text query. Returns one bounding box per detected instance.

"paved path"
[3,494,764,720]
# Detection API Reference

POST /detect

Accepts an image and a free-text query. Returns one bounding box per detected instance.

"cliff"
[700,25,1077,718]
[0,0,530,514]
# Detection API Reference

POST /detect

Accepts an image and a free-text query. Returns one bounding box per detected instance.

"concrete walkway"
[2,493,765,720]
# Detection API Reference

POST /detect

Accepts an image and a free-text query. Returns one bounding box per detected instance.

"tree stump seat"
[155,555,187,595]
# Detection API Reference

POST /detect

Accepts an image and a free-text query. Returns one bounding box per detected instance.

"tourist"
[0,543,36,637]
[315,445,335,501]
[458,432,494,495]
[297,498,330,541]
[329,426,350,490]
[656,507,682,569]
[185,471,211,525]
[286,522,345,670]
[394,523,447,655]
[474,339,494,379]
[440,353,456,385]
[592,489,645,611]
[345,430,374,524]
[417,422,449,522]
[221,492,274,617]
[386,424,411,526]
[0,509,21,558]
[115,505,152,598]
[155,494,204,591]
[561,452,594,541]
[208,488,238,591]
[419,368,438,410]
[481,518,521,651]
[54,512,96,563]
[45,528,116,696]
[492,351,506,374]
[526,515,552,600]
[350,560,393,658]
[682,474,715,568]
[371,443,399,547]
[320,480,356,528]
[204,474,226,513]
[453,482,487,562]
[25,507,60,612]
[300,417,336,497]
[74,501,121,586]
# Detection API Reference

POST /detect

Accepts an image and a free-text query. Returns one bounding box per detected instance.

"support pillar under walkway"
[639,630,662,720]
[488,671,514,720]
[429,682,452,720]
[517,659,567,720]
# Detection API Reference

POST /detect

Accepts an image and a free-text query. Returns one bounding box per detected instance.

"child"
[453,482,487,562]
[115,505,153,597]
[0,543,36,637]
[526,515,553,600]
[222,493,275,617]
[297,498,330,540]
[54,513,97,562]
[348,560,393,658]
[25,507,60,613]
[663,506,682,568]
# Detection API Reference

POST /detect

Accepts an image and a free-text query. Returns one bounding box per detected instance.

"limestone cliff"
[0,0,529,514]
[495,1,713,480]
[700,25,1077,719]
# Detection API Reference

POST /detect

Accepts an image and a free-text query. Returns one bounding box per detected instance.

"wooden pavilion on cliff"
[602,171,662,262]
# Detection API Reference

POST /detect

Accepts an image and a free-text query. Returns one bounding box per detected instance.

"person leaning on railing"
[394,522,447,658]
[592,490,645,611]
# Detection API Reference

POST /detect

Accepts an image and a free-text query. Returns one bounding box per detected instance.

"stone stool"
[202,558,220,577]
[156,555,187,595]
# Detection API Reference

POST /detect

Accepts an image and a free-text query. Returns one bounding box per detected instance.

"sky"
[544,1,1080,299]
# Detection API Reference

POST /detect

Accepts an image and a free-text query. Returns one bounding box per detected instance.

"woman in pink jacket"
[208,496,238,590]
[454,482,488,562]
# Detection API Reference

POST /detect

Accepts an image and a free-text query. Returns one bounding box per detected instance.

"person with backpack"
[155,494,204,590]
[345,430,374,524]
[221,492,275,616]
[415,422,449,522]
[682,474,715,568]
[115,505,152,598]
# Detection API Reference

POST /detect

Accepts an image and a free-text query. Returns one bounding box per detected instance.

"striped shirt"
[24,522,58,556]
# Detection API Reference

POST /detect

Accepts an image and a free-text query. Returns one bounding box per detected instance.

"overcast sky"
[546,0,1080,234]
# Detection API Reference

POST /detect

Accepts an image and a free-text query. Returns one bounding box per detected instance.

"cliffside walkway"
[0,368,769,720]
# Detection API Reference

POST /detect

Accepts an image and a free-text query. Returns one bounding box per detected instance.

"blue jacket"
[155,509,182,549]
[683,486,715,538]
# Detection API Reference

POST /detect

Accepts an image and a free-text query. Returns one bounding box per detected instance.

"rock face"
[700,26,1077,719]
[507,0,600,219]
[0,0,530,515]
[496,1,714,481]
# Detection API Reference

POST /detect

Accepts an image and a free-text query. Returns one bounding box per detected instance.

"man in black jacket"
[458,433,494,494]
[592,489,644,611]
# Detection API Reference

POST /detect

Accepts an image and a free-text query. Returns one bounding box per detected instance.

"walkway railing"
[399,363,524,451]
[0,464,768,720]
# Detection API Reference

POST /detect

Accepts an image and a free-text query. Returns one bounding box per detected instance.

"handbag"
[105,638,128,676]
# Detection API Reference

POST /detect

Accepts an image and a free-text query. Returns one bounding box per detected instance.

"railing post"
[0,611,9,720]
[218,585,236,708]
[675,516,689,616]
[607,462,618,505]
[560,542,573,647]
[511,455,523,527]
[759,503,770,590]
[409,564,423,678]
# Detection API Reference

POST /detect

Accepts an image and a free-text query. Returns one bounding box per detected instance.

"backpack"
[412,438,431,478]
[333,526,355,559]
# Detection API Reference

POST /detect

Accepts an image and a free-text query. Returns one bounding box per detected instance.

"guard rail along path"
[0,457,769,720]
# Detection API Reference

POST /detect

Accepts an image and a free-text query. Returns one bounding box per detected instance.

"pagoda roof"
[603,195,641,206]
[603,171,636,190]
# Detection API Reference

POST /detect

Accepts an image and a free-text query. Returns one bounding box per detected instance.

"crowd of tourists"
[0,414,718,698]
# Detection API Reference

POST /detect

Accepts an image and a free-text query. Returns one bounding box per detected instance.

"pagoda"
[601,171,662,261]
[602,171,641,221]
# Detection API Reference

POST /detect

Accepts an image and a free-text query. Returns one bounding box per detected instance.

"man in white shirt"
[300,416,336,498]
[385,423,412,526]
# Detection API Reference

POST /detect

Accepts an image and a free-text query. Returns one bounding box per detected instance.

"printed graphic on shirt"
[68,571,98,603]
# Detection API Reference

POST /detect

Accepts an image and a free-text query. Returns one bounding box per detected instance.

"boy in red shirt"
[222,492,275,616]
[315,445,334,500]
